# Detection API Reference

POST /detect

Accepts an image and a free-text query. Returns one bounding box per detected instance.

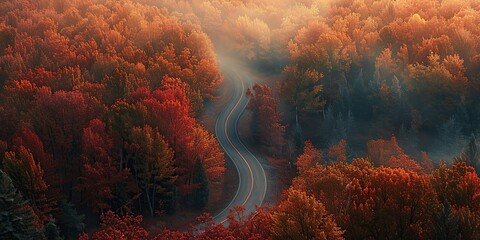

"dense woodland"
[0,0,225,238]
[1,0,480,239]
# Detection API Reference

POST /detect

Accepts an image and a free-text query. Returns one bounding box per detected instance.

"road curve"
[213,56,267,224]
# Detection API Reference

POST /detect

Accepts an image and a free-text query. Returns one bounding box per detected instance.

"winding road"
[212,57,267,224]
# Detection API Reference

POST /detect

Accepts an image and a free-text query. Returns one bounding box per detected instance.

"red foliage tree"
[432,162,480,211]
[346,167,436,239]
[30,88,90,199]
[247,84,285,153]
[3,146,52,226]
[80,211,148,240]
[77,119,134,213]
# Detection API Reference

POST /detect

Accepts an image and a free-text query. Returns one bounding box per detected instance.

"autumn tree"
[295,140,322,174]
[406,53,468,129]
[141,86,195,193]
[455,207,480,239]
[107,99,147,167]
[366,135,404,166]
[0,0,228,234]
[431,162,480,211]
[0,80,39,138]
[271,188,343,240]
[231,16,272,60]
[77,119,134,213]
[127,125,176,215]
[345,167,436,239]
[79,211,148,240]
[30,88,90,199]
[77,158,133,213]
[2,80,39,115]
[81,119,113,164]
[126,80,225,201]
[156,205,272,239]
[280,65,325,117]
[431,162,480,237]
[190,126,225,186]
[292,163,350,218]
[420,151,435,173]
[2,146,52,225]
[386,154,423,172]
[12,126,50,167]
[226,206,272,240]
[247,84,285,153]
[328,139,347,163]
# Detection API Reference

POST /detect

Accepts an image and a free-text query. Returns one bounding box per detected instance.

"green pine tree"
[43,220,63,240]
[0,170,42,239]
[58,201,85,239]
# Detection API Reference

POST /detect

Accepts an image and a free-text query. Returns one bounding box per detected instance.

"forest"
[1,0,480,239]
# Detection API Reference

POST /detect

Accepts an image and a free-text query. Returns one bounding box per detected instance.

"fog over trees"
[1,0,480,239]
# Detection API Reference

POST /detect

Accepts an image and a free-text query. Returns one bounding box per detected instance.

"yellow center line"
[219,78,255,224]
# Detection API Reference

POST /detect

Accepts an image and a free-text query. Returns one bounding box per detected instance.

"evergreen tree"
[346,110,356,138]
[455,97,471,134]
[293,122,304,157]
[162,185,177,214]
[432,116,465,161]
[58,201,85,239]
[246,84,285,153]
[438,117,464,146]
[0,170,42,239]
[454,135,480,174]
[330,112,347,146]
[192,157,209,210]
[43,220,63,240]
[320,106,335,147]
[398,124,419,155]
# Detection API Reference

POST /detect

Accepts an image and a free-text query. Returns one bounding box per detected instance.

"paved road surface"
[212,56,267,224]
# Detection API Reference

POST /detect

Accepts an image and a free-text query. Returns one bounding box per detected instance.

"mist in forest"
[1,0,480,239]
[153,0,480,166]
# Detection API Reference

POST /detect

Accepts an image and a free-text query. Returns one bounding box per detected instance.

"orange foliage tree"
[271,188,344,240]
[295,140,322,174]
[328,139,347,163]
